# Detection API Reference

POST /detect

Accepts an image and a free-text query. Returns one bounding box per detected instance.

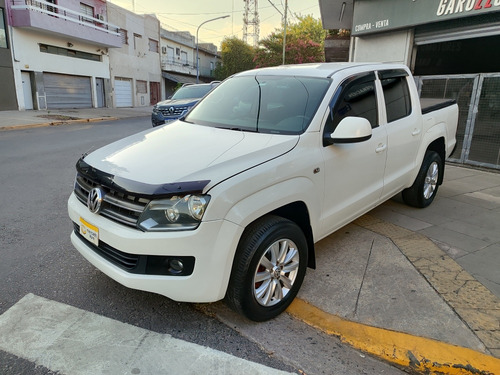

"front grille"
[74,173,150,228]
[159,106,188,116]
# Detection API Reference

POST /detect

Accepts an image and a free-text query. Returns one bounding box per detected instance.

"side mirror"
[324,117,372,146]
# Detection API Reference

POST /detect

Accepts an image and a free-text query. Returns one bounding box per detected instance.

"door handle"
[375,144,387,153]
[412,128,421,136]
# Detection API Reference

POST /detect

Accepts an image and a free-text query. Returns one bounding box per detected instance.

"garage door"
[115,78,133,107]
[44,73,92,109]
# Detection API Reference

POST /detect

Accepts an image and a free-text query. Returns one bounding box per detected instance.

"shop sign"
[352,0,500,35]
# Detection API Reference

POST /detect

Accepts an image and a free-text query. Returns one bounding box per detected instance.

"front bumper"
[151,112,181,127]
[68,193,243,302]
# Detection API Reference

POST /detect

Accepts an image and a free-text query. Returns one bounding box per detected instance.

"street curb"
[288,298,500,375]
[0,117,119,131]
[286,212,500,374]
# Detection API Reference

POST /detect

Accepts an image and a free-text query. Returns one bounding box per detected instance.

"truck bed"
[420,98,457,115]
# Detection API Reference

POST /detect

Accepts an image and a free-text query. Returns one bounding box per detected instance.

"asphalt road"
[0,117,405,375]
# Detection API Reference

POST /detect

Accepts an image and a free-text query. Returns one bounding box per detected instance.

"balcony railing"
[11,0,120,36]
[162,58,215,78]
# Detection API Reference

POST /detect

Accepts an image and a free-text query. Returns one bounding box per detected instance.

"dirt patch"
[37,115,80,121]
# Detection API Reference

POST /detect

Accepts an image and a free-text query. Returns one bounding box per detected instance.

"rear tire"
[225,215,308,322]
[402,151,442,208]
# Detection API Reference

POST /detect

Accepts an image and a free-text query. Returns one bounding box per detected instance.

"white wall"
[351,29,414,66]
[159,36,196,75]
[107,3,161,107]
[11,28,110,110]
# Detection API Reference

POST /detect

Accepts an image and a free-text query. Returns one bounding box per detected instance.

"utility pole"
[282,0,288,65]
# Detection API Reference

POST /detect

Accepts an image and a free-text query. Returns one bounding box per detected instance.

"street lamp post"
[196,15,230,83]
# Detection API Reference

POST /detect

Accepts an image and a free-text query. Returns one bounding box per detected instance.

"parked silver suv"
[151,82,220,127]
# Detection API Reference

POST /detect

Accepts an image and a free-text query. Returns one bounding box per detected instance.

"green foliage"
[215,37,255,80]
[287,15,327,45]
[254,14,326,68]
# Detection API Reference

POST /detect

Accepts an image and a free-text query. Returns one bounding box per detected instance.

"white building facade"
[107,3,161,108]
[159,29,219,98]
[6,0,121,110]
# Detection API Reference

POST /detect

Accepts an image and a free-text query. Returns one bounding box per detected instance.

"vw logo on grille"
[87,187,104,214]
[167,106,175,114]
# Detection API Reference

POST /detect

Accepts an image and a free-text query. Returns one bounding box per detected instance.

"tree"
[254,15,326,68]
[287,14,326,45]
[214,37,255,80]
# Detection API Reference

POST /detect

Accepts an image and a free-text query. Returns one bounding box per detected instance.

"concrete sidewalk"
[1,108,499,374]
[0,107,153,131]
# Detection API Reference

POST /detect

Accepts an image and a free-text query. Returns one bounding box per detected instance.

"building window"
[181,50,188,65]
[136,80,147,94]
[79,3,94,23]
[134,33,142,49]
[167,46,174,63]
[0,8,7,49]
[119,29,128,45]
[39,43,101,62]
[148,38,158,53]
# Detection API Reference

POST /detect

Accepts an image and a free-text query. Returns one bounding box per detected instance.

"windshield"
[184,75,331,135]
[171,85,213,100]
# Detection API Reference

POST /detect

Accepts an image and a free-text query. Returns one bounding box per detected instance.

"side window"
[325,75,378,134]
[379,71,412,122]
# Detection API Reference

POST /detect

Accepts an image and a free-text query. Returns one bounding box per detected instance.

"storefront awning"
[161,72,198,84]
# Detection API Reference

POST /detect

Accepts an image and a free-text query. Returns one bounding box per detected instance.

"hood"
[155,98,198,107]
[83,121,299,194]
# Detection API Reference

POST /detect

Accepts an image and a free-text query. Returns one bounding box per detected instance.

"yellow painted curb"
[0,117,119,131]
[288,298,500,375]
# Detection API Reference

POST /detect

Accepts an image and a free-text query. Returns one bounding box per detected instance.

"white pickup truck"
[68,63,458,321]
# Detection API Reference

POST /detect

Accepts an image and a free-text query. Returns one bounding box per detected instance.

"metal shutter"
[44,73,92,109]
[114,78,133,107]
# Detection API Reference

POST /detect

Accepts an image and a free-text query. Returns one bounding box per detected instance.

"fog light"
[168,259,184,274]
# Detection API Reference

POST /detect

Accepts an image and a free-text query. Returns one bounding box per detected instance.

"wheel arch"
[268,202,316,269]
[426,137,445,185]
[220,177,320,270]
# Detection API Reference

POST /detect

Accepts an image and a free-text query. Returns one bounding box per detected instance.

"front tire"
[225,215,308,322]
[402,151,443,208]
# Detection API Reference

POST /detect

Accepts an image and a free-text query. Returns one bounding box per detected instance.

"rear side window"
[325,73,378,134]
[379,71,412,123]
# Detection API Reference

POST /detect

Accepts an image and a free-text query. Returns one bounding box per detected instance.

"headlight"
[152,105,159,113]
[138,195,210,231]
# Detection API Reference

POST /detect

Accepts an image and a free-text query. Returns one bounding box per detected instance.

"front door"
[21,72,34,110]
[319,73,387,237]
[96,78,105,108]
[150,82,160,105]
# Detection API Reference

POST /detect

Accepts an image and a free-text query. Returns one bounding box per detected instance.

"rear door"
[319,72,388,236]
[377,70,422,199]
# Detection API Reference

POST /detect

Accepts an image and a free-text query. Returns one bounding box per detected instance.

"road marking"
[0,294,292,375]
